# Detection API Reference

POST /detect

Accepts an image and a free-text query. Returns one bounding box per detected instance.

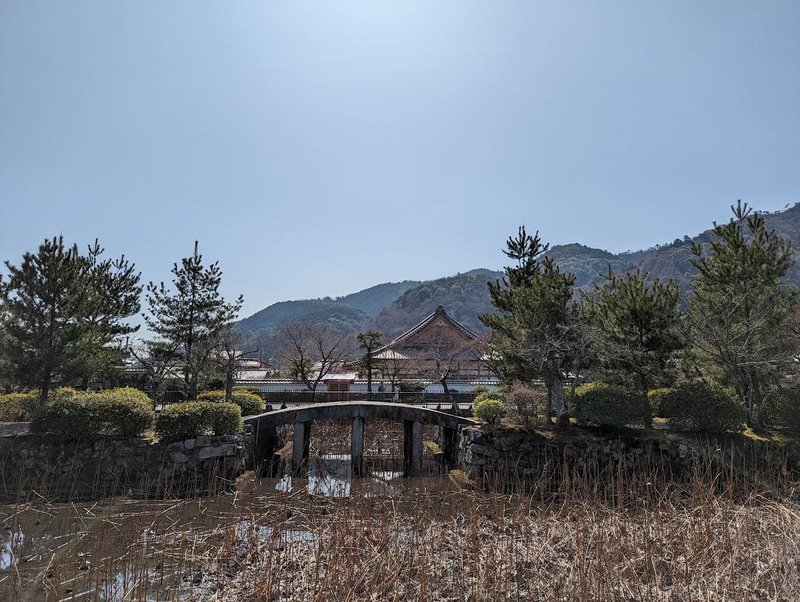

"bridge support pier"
[351,416,365,477]
[252,422,280,476]
[403,420,423,476]
[292,421,311,475]
[441,427,460,468]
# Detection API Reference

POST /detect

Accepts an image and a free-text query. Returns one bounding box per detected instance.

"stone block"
[171,451,189,464]
[197,446,224,460]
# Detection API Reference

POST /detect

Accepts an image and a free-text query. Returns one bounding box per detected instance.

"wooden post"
[292,421,311,475]
[403,420,423,476]
[351,416,365,477]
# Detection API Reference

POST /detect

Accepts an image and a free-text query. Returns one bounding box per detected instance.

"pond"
[0,454,458,600]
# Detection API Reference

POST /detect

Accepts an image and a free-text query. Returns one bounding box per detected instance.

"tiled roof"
[374,305,479,355]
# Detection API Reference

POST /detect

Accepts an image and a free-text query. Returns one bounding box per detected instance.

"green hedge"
[30,388,155,440]
[197,390,263,416]
[647,388,673,417]
[659,382,744,432]
[573,383,651,428]
[155,401,243,443]
[761,389,800,431]
[0,393,39,422]
[473,397,505,424]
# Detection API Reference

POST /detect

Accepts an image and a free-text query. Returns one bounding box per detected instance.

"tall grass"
[0,431,797,600]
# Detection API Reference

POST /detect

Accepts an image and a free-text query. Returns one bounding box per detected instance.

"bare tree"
[409,324,485,396]
[276,324,354,401]
[211,327,258,402]
[127,340,182,407]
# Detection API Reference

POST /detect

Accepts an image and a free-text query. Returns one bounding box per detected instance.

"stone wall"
[0,433,250,502]
[460,426,796,487]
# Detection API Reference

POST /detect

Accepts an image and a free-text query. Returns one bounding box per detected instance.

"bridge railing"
[257,390,478,406]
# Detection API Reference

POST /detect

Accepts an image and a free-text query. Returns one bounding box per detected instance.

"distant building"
[350,306,492,391]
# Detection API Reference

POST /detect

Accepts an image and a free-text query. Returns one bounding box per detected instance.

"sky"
[1,1,799,319]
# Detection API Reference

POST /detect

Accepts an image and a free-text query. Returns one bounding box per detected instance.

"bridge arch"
[244,401,476,477]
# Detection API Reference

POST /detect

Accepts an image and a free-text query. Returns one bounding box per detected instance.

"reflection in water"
[309,454,351,497]
[0,529,24,570]
[278,456,411,498]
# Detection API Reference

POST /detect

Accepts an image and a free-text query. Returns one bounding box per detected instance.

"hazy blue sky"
[2,1,799,318]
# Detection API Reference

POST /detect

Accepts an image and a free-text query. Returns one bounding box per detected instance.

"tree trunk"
[747,371,763,429]
[366,356,373,395]
[544,386,554,424]
[225,370,234,402]
[552,377,569,428]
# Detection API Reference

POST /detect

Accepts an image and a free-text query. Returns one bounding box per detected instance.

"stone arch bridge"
[244,401,476,477]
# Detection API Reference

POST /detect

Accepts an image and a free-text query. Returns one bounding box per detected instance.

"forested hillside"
[234,202,800,343]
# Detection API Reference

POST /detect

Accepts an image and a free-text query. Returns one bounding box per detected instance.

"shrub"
[399,380,426,393]
[659,382,744,432]
[0,392,39,422]
[155,401,243,443]
[474,397,505,424]
[505,383,546,424]
[474,389,502,403]
[647,388,674,417]
[573,383,651,428]
[30,388,155,440]
[760,389,800,431]
[197,390,263,416]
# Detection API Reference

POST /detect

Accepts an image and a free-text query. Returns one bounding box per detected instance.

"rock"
[197,446,224,460]
[171,451,189,463]
[184,439,196,450]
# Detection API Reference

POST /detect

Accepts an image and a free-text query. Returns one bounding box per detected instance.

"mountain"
[235,201,800,344]
[334,281,421,315]
[233,280,421,341]
[372,269,502,338]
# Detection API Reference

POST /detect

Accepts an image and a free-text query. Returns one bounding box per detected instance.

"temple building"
[352,306,492,393]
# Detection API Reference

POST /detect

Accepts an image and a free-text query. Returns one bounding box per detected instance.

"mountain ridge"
[235,202,800,345]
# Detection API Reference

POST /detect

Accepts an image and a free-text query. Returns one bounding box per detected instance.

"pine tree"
[481,227,580,425]
[71,240,142,387]
[144,242,243,400]
[687,201,798,427]
[1,237,140,402]
[585,269,683,398]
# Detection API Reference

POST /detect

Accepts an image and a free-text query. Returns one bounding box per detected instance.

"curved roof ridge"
[374,306,479,355]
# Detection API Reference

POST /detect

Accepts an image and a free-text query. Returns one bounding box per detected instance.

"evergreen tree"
[481,227,580,425]
[687,201,798,427]
[585,269,683,398]
[357,330,383,395]
[0,237,141,402]
[144,242,243,400]
[71,241,142,387]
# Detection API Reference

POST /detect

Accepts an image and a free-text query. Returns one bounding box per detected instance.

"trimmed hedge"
[0,392,39,422]
[573,383,651,428]
[473,397,505,424]
[155,401,243,443]
[197,390,263,416]
[647,388,673,417]
[760,389,800,431]
[30,388,155,440]
[659,382,744,432]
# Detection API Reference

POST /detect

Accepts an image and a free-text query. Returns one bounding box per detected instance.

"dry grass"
[0,429,799,601]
